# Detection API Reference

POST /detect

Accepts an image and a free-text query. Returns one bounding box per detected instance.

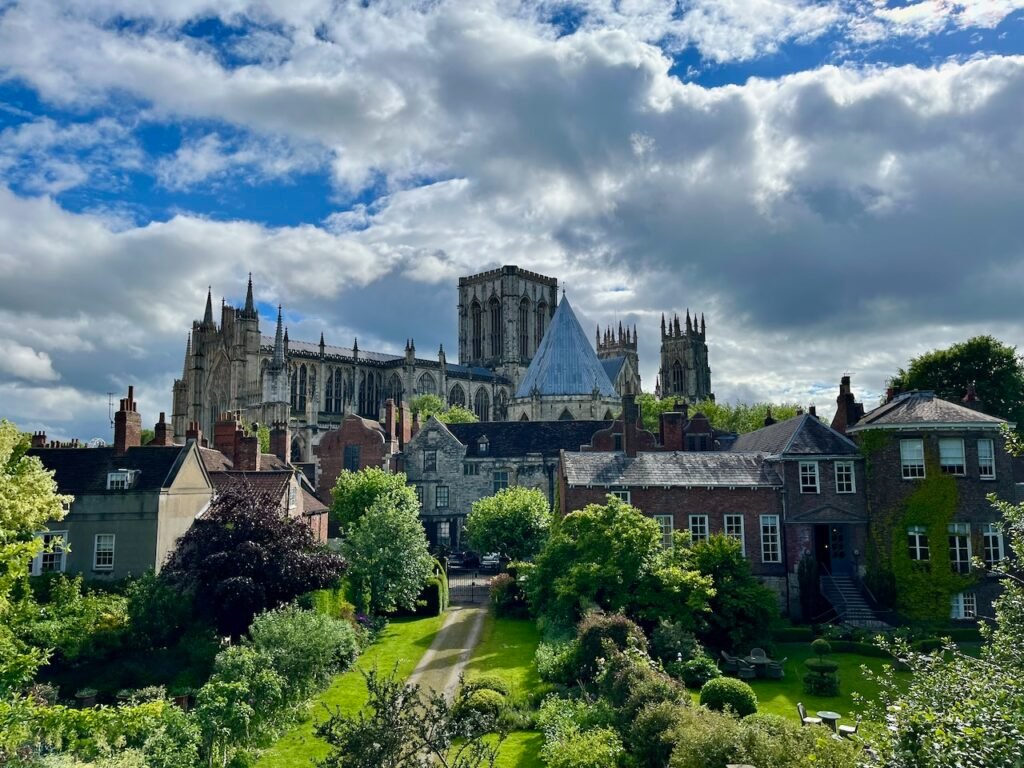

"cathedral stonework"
[658,310,713,403]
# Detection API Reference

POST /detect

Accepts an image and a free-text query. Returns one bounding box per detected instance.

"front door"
[828,525,850,575]
[814,524,832,571]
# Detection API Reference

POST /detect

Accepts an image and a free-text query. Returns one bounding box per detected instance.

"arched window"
[519,297,530,359]
[325,367,334,412]
[387,373,404,404]
[474,388,490,422]
[357,371,367,417]
[290,365,298,410]
[291,437,303,463]
[558,407,574,421]
[309,367,317,410]
[495,389,508,419]
[671,360,684,394]
[536,301,548,346]
[449,384,466,408]
[489,297,502,358]
[333,369,344,412]
[417,372,437,396]
[471,301,483,359]
[298,365,307,411]
[519,412,530,421]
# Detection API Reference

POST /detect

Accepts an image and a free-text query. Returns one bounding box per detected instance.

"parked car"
[481,552,500,570]
[445,551,465,570]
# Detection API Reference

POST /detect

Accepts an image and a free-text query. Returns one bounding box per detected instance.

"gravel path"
[406,605,488,700]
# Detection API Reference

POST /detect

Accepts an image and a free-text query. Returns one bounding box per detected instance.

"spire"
[319,331,325,357]
[596,325,601,346]
[243,273,255,316]
[686,309,692,332]
[183,335,191,378]
[632,324,637,345]
[673,314,681,336]
[272,306,285,366]
[700,313,705,334]
[203,287,214,327]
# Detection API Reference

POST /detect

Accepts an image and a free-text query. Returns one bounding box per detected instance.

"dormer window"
[107,470,136,490]
[478,437,489,455]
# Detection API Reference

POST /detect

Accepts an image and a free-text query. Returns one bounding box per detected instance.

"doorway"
[814,524,850,575]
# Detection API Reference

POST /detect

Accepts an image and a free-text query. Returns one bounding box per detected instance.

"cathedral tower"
[596,322,641,395]
[658,310,713,403]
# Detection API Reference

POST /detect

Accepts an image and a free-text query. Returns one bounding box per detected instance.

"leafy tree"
[524,496,713,627]
[465,486,552,561]
[0,419,72,692]
[635,394,799,434]
[162,485,346,636]
[342,491,434,614]
[411,393,479,424]
[890,335,1024,426]
[140,429,155,445]
[317,666,507,768]
[688,535,779,652]
[331,467,418,533]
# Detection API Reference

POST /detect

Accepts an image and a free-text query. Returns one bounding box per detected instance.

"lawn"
[255,613,446,768]
[464,613,545,768]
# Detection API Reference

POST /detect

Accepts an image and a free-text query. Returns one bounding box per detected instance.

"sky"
[1,0,1024,442]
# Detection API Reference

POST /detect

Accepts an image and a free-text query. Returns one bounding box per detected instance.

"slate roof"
[849,391,1008,431]
[729,414,859,456]
[515,297,618,399]
[562,451,782,488]
[600,356,626,384]
[445,420,612,458]
[199,447,290,472]
[210,470,292,499]
[28,445,191,494]
[301,487,328,515]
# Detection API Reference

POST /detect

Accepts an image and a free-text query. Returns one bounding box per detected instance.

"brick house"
[404,416,613,550]
[847,389,1014,620]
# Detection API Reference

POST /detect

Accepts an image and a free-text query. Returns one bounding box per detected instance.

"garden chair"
[719,650,739,675]
[749,647,768,662]
[839,717,861,740]
[736,659,757,681]
[797,702,822,727]
[764,657,787,679]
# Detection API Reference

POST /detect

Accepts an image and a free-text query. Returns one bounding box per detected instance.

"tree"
[688,536,779,652]
[331,467,418,533]
[890,335,1024,426]
[140,428,156,445]
[162,485,346,636]
[635,394,799,434]
[0,420,72,692]
[342,491,434,614]
[524,496,713,628]
[411,394,479,424]
[465,487,552,561]
[865,425,1024,766]
[317,666,506,768]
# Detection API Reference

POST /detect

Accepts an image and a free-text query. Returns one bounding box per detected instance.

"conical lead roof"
[515,296,618,399]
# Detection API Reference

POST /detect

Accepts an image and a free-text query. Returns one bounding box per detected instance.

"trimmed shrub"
[699,677,757,717]
[651,620,699,665]
[629,701,686,768]
[804,658,839,674]
[574,612,648,681]
[811,638,832,657]
[738,712,859,768]
[414,576,448,616]
[458,689,506,720]
[668,653,721,689]
[772,626,814,643]
[803,672,840,696]
[461,674,511,697]
[912,637,942,653]
[668,705,743,768]
[599,650,686,727]
[828,640,893,658]
[536,639,580,685]
[298,584,356,621]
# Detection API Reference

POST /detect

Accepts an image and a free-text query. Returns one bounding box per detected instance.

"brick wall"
[318,415,392,503]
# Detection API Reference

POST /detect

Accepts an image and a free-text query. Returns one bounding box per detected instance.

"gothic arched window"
[417,372,437,396]
[519,297,530,359]
[471,301,483,359]
[298,365,307,411]
[325,367,334,412]
[671,360,684,394]
[495,389,508,419]
[489,297,502,358]
[333,369,344,412]
[449,384,466,408]
[387,373,403,404]
[290,366,298,410]
[474,388,490,422]
[357,371,367,417]
[536,301,548,346]
[309,367,317,411]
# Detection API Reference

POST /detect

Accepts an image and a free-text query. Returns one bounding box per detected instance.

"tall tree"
[342,491,434,615]
[0,420,72,692]
[465,487,552,561]
[635,394,800,434]
[411,394,479,424]
[331,467,418,533]
[890,335,1024,424]
[163,485,346,636]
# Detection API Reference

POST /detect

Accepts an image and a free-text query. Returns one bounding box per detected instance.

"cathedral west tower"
[658,310,713,403]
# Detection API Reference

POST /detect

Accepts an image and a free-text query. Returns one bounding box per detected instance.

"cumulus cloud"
[0,340,60,382]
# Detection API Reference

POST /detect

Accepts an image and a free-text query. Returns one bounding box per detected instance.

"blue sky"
[1,1,1024,440]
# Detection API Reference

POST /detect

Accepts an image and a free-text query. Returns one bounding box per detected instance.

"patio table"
[817,710,841,733]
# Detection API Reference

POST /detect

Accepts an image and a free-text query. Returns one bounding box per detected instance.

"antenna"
[107,392,115,428]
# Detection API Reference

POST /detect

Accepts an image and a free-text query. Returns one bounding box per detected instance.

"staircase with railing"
[819,565,891,629]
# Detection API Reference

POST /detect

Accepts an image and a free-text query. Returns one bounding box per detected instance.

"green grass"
[256,613,446,768]
[494,731,545,768]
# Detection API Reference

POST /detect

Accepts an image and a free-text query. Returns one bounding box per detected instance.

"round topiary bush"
[811,638,832,657]
[699,677,757,717]
[669,654,721,689]
[803,658,839,674]
[462,674,512,697]
[458,688,506,720]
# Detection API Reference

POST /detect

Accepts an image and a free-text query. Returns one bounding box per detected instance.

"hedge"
[772,626,814,643]
[826,640,893,658]
[299,583,356,620]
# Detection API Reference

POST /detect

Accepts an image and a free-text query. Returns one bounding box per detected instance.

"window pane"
[799,462,819,493]
[761,515,780,563]
[724,514,745,555]
[689,515,708,543]
[436,486,449,508]
[901,440,925,479]
[493,471,509,493]
[654,515,673,548]
[835,462,855,493]
[939,438,965,475]
[94,534,115,570]
[978,439,996,478]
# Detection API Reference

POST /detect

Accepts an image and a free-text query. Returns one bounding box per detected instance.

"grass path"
[408,605,488,699]
[255,614,445,768]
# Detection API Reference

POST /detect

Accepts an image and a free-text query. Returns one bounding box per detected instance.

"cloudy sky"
[1,0,1023,441]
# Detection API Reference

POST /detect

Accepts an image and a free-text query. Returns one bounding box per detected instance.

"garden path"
[407,604,488,700]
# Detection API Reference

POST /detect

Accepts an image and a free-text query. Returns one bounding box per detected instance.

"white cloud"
[0,340,60,382]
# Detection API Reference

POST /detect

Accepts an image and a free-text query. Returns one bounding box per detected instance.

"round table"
[817,711,841,732]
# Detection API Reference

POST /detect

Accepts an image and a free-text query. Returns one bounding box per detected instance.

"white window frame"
[900,439,926,479]
[689,514,709,544]
[907,525,930,561]
[724,514,746,555]
[93,533,115,571]
[653,514,674,549]
[983,522,1005,567]
[948,522,971,574]
[978,438,996,479]
[939,438,966,475]
[435,485,450,509]
[834,461,856,494]
[950,592,977,620]
[107,471,133,490]
[760,515,781,563]
[437,521,451,548]
[414,485,424,506]
[492,470,509,494]
[288,485,297,509]
[799,461,820,494]
[611,490,631,503]
[33,531,68,575]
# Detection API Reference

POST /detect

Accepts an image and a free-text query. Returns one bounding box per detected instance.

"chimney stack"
[399,402,413,448]
[152,412,174,446]
[808,404,817,418]
[270,421,290,464]
[385,398,397,442]
[113,386,142,455]
[185,420,203,446]
[831,375,865,434]
[236,435,261,471]
[31,431,46,449]
[622,393,639,458]
[962,382,982,411]
[214,412,241,463]
[660,410,685,452]
[763,406,776,427]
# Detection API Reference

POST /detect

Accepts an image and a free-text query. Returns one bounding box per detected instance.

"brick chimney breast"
[113,385,142,455]
[152,412,174,446]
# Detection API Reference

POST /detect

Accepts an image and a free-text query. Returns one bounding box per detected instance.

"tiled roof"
[210,470,292,500]
[28,445,191,494]
[199,447,233,472]
[849,391,1008,431]
[730,415,859,456]
[444,419,612,458]
[563,451,782,488]
[515,297,618,399]
[600,356,626,384]
[260,453,289,470]
[301,487,328,515]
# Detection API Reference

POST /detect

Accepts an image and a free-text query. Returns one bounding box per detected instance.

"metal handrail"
[819,563,848,621]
